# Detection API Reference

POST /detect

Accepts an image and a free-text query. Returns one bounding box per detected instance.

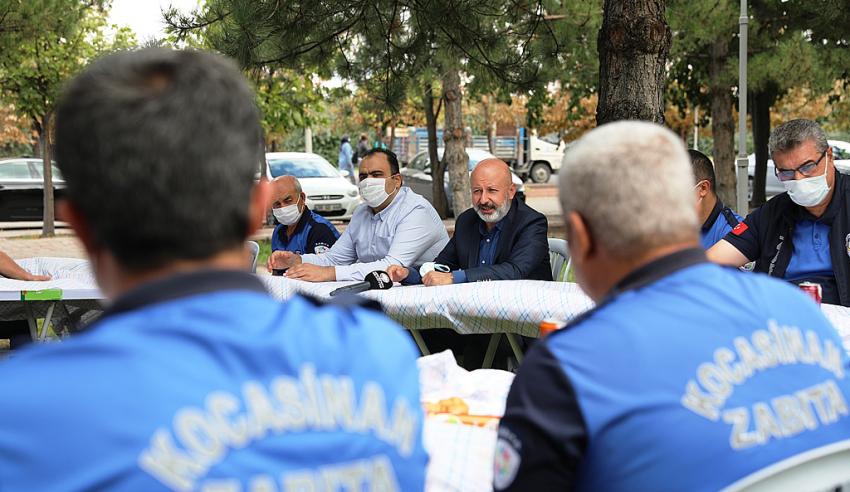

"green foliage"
[167,0,575,116]
[250,68,324,148]
[0,0,135,129]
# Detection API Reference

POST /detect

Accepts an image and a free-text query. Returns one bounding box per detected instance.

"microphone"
[329,270,393,297]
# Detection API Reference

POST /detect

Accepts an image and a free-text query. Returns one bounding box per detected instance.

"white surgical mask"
[273,199,302,225]
[783,173,830,207]
[359,177,393,208]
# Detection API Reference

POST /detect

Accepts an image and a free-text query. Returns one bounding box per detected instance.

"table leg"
[482,333,501,369]
[38,303,56,341]
[506,333,524,365]
[409,329,430,356]
[24,303,37,341]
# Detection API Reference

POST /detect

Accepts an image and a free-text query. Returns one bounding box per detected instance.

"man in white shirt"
[269,148,449,281]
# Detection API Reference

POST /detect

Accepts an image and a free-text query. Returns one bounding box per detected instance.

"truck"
[389,127,567,183]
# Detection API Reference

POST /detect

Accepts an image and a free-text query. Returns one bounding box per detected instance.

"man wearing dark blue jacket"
[387,158,551,285]
[495,121,850,492]
[388,158,550,369]
[269,175,339,259]
[0,48,427,491]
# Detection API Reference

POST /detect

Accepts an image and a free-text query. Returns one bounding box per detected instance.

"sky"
[107,0,201,43]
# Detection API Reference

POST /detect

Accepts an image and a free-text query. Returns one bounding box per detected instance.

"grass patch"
[256,238,271,270]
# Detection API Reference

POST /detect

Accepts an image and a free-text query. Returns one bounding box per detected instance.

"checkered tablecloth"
[4,258,850,351]
[262,276,596,337]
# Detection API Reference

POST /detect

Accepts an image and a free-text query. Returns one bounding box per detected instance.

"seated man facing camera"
[0,49,427,491]
[387,158,551,286]
[387,158,550,369]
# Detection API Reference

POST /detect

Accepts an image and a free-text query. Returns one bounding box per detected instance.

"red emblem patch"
[732,222,749,236]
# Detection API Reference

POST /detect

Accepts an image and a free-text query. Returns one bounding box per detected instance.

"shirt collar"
[701,199,723,232]
[606,247,707,299]
[99,269,268,321]
[478,216,505,236]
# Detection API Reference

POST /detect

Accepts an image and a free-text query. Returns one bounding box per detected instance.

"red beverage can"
[799,282,822,305]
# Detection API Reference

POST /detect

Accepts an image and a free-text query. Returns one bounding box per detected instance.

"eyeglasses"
[774,149,828,182]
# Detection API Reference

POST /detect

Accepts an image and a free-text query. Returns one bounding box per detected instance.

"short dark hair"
[689,149,716,193]
[55,48,263,271]
[361,148,400,175]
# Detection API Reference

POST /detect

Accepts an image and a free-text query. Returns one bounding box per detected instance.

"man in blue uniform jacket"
[709,119,850,306]
[495,121,850,492]
[0,48,427,492]
[691,149,742,249]
[269,175,339,260]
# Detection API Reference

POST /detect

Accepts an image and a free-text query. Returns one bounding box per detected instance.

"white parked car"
[265,152,361,221]
[747,140,850,200]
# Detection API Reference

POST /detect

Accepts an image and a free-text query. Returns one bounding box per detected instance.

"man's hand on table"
[285,264,336,282]
[24,273,51,281]
[423,271,453,286]
[267,250,302,271]
[387,265,410,283]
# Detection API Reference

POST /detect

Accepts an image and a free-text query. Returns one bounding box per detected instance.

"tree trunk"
[443,68,470,217]
[751,87,778,207]
[389,124,396,152]
[709,37,737,209]
[39,113,55,237]
[485,95,496,155]
[596,0,671,125]
[425,83,449,218]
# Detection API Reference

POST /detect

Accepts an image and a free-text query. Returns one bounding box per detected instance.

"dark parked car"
[0,158,65,221]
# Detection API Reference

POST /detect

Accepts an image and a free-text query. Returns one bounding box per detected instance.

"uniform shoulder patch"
[493,436,521,490]
[313,243,331,254]
[732,222,749,236]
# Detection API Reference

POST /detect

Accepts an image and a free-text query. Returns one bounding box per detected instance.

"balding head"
[471,158,516,225]
[471,158,513,188]
[270,175,303,210]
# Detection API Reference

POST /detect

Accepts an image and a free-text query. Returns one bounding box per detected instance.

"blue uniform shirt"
[271,207,340,255]
[496,249,850,492]
[786,219,834,280]
[701,199,742,249]
[0,270,427,491]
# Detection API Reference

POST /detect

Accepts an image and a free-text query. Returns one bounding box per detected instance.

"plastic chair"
[246,241,260,274]
[721,439,850,492]
[547,237,571,282]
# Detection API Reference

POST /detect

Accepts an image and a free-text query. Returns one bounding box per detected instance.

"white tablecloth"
[4,258,850,352]
[262,276,596,337]
[0,258,102,321]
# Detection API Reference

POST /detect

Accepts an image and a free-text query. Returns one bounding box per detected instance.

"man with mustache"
[387,158,550,368]
[387,158,551,286]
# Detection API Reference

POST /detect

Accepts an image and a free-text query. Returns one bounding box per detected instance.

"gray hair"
[768,119,828,156]
[55,48,263,271]
[559,121,698,259]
